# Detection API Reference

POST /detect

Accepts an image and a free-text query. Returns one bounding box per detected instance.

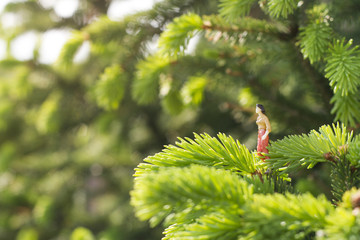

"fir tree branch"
[158,13,203,57]
[330,158,360,202]
[244,193,334,239]
[163,211,244,239]
[134,132,258,176]
[56,31,85,68]
[219,0,256,21]
[324,206,360,239]
[293,45,333,112]
[348,138,360,167]
[131,165,254,227]
[267,123,353,174]
[299,22,332,64]
[132,164,338,239]
[325,39,360,96]
[330,91,360,127]
[132,55,170,105]
[324,39,360,126]
[94,65,126,110]
[267,0,299,18]
[202,15,290,41]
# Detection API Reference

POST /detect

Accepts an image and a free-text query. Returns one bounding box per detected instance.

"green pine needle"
[325,39,360,96]
[330,91,360,127]
[132,55,170,104]
[267,0,299,18]
[348,138,360,167]
[267,123,353,174]
[131,165,254,227]
[181,76,207,106]
[134,132,258,176]
[219,0,256,21]
[244,193,334,238]
[161,90,184,115]
[202,15,288,40]
[94,65,126,110]
[132,164,339,239]
[163,212,244,239]
[299,22,332,64]
[158,13,203,57]
[57,31,85,68]
[330,159,360,202]
[83,16,126,43]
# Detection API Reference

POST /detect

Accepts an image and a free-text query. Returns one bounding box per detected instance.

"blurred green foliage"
[1,0,360,239]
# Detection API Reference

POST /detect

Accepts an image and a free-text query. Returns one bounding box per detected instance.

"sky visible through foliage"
[0,0,159,63]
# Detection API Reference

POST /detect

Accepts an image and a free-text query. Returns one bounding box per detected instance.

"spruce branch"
[267,123,353,174]
[83,16,126,44]
[244,193,334,239]
[158,13,203,57]
[132,163,360,239]
[218,0,256,21]
[330,158,360,202]
[56,31,85,68]
[163,211,244,240]
[323,207,360,240]
[330,91,360,127]
[299,22,332,64]
[324,39,360,126]
[131,165,254,227]
[161,89,184,115]
[323,189,360,239]
[202,15,289,41]
[299,4,333,63]
[267,0,299,18]
[325,39,360,96]
[134,132,258,176]
[132,55,170,105]
[94,65,126,110]
[181,76,207,106]
[348,138,360,167]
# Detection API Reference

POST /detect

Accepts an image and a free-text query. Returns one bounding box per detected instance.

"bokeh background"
[0,0,358,239]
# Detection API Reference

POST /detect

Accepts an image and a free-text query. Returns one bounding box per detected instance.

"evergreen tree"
[2,0,360,239]
[130,0,360,239]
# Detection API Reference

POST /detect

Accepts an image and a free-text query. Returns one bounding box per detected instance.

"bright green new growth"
[266,123,353,174]
[94,65,126,110]
[243,193,333,239]
[132,164,336,239]
[132,165,254,226]
[135,132,258,176]
[219,0,256,21]
[181,76,207,106]
[158,13,203,57]
[35,92,62,134]
[132,55,170,105]
[51,0,360,238]
[70,227,95,240]
[54,0,360,126]
[55,0,360,126]
[324,39,360,125]
[57,31,85,68]
[132,126,360,239]
[127,0,360,238]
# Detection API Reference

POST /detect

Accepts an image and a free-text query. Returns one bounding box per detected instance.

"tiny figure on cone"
[256,104,271,161]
